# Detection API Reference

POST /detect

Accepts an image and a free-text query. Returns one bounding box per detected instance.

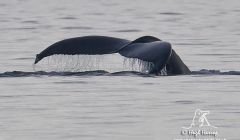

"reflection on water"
[0,0,239,140]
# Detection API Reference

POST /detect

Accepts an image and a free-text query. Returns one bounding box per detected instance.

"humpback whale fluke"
[34,35,190,75]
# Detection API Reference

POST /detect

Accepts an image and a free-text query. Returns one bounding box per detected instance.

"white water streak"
[35,54,155,73]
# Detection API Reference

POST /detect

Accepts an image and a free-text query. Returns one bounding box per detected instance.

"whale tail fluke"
[130,36,161,44]
[34,36,130,64]
[166,50,190,75]
[34,35,190,75]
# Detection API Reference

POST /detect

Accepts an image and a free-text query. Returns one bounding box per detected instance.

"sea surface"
[0,0,239,140]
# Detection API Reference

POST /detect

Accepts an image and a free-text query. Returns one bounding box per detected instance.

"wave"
[0,69,239,78]
[0,70,151,78]
[191,69,240,75]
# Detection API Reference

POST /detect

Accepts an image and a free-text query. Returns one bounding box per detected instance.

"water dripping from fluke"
[33,54,154,74]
